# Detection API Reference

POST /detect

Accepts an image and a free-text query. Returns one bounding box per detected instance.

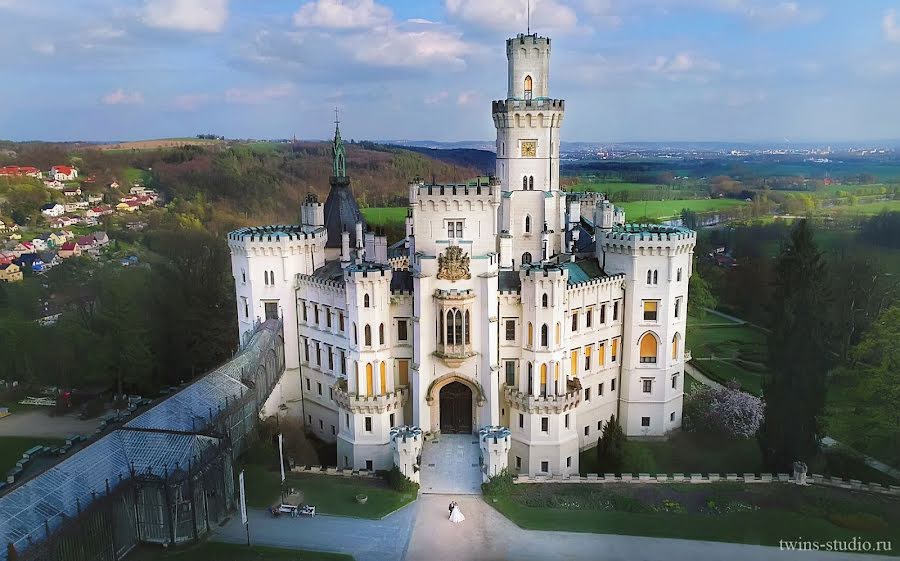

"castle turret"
[323,116,365,257]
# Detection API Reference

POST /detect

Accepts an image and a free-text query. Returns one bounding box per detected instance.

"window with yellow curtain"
[555,322,561,345]
[584,344,592,371]
[672,334,679,360]
[555,362,560,380]
[380,362,387,395]
[598,342,606,366]
[570,348,579,377]
[365,363,374,396]
[640,333,658,364]
[527,322,534,346]
[540,363,547,386]
[643,300,658,321]
[398,359,409,386]
[611,338,619,362]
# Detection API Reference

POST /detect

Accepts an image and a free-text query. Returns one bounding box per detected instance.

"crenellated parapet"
[602,224,696,257]
[228,225,327,258]
[504,377,582,414]
[410,178,501,211]
[390,425,424,483]
[479,426,512,481]
[334,382,408,414]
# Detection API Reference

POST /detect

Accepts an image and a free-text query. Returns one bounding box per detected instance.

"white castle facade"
[228,33,696,478]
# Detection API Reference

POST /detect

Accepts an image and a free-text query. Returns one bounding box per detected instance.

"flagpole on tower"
[527,0,530,34]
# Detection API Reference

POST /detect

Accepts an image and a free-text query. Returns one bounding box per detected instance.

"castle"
[228,33,696,478]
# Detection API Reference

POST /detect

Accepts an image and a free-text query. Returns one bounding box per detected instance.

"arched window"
[529,176,534,190]
[524,75,533,100]
[527,362,534,394]
[523,176,528,190]
[522,252,532,264]
[263,271,268,285]
[364,294,370,308]
[653,270,659,285]
[365,363,374,396]
[353,323,358,344]
[677,268,683,282]
[525,215,531,233]
[364,324,372,346]
[540,363,547,394]
[242,269,246,283]
[379,323,385,345]
[501,142,505,155]
[438,313,444,344]
[454,309,463,345]
[540,324,548,347]
[639,332,658,364]
[270,270,275,284]
[527,322,534,346]
[555,322,561,345]
[464,310,470,344]
[380,362,387,395]
[672,333,680,360]
[647,270,652,285]
[541,293,548,308]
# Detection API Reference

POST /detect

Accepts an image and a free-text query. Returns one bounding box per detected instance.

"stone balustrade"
[512,472,900,497]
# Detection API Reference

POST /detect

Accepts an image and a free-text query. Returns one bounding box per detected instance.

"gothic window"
[379,323,385,345]
[527,362,534,394]
[523,176,528,190]
[529,176,534,190]
[438,313,444,344]
[270,270,275,284]
[653,270,659,285]
[540,324,548,347]
[525,215,531,233]
[540,364,547,396]
[241,269,246,283]
[365,363,374,396]
[600,304,606,324]
[613,301,619,321]
[646,270,652,285]
[501,142,505,155]
[522,252,532,264]
[353,323,357,344]
[541,293,548,308]
[640,332,658,364]
[555,322,561,345]
[364,293,370,308]
[364,324,372,346]
[454,309,463,344]
[524,75,533,100]
[677,267,683,282]
[465,310,471,344]
[264,271,268,285]
[672,333,680,360]
[527,322,533,346]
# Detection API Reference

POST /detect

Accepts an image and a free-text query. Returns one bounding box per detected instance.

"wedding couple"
[447,500,465,523]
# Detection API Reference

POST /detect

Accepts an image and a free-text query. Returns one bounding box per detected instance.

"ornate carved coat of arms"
[437,246,470,281]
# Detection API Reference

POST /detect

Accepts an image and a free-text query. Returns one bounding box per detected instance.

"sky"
[1,0,899,143]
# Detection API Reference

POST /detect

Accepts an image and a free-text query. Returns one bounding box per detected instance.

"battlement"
[521,264,567,281]
[414,179,499,198]
[479,425,512,444]
[333,384,408,414]
[345,262,392,279]
[434,288,476,301]
[492,99,565,113]
[604,224,696,243]
[228,224,324,243]
[504,377,582,414]
[507,33,551,51]
[297,272,345,291]
[390,425,423,444]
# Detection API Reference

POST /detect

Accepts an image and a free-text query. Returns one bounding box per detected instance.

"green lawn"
[0,436,65,476]
[129,542,353,561]
[686,315,767,395]
[359,207,407,227]
[618,198,747,220]
[820,198,900,217]
[580,431,763,476]
[123,167,151,186]
[489,483,899,551]
[241,464,415,519]
[567,181,667,193]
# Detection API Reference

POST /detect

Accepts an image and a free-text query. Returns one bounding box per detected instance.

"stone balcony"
[504,377,582,414]
[433,344,476,368]
[333,379,408,414]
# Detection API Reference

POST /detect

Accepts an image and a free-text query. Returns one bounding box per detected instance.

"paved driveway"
[0,410,99,438]
[214,503,417,561]
[406,495,890,561]
[419,434,482,495]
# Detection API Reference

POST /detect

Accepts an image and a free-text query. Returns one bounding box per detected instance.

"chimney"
[341,230,351,265]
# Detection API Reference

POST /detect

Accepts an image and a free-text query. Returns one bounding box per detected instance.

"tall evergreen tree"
[759,219,831,470]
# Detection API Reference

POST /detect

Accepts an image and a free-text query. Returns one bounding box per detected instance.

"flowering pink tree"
[684,380,764,438]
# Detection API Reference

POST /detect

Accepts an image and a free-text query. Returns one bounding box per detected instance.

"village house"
[109,181,120,190]
[0,166,42,179]
[87,194,103,204]
[44,180,66,190]
[0,263,23,283]
[62,187,82,197]
[50,165,78,181]
[30,238,49,252]
[92,231,110,248]
[16,253,44,274]
[129,186,147,196]
[41,203,65,217]
[0,251,15,265]
[13,242,34,257]
[58,229,74,240]
[64,201,90,213]
[39,251,60,269]
[0,220,5,232]
[57,242,81,259]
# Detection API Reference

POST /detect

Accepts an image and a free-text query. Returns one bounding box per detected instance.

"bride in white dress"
[449,503,465,523]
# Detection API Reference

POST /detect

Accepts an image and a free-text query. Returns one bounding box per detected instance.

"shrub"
[385,466,419,494]
[482,468,515,496]
[683,382,763,438]
[596,415,626,473]
[828,512,888,532]
[621,444,657,474]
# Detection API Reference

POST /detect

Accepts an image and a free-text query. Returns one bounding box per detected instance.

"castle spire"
[332,107,346,178]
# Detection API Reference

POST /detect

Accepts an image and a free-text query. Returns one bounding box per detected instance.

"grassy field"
[122,167,151,186]
[241,464,414,519]
[567,181,667,193]
[360,207,407,227]
[686,313,768,395]
[129,542,353,561]
[489,483,900,550]
[823,198,900,216]
[620,198,747,220]
[0,436,65,476]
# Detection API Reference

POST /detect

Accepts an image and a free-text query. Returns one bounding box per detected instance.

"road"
[0,409,99,438]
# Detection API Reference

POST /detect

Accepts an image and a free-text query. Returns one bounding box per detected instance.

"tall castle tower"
[323,114,365,260]
[494,34,567,266]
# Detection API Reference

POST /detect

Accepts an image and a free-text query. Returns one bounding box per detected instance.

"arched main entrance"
[439,381,473,433]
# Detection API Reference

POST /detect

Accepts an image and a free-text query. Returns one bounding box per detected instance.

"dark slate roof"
[499,270,521,292]
[562,257,607,285]
[566,222,596,254]
[390,270,412,292]
[310,259,345,283]
[323,176,365,249]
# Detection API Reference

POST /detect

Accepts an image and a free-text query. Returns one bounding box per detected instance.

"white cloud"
[348,25,472,69]
[101,89,144,105]
[884,9,900,43]
[225,84,293,104]
[142,0,228,33]
[649,52,721,78]
[424,91,449,104]
[445,0,578,33]
[31,41,55,55]
[457,90,477,105]
[173,94,211,110]
[294,0,392,29]
[582,0,623,26]
[742,1,820,29]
